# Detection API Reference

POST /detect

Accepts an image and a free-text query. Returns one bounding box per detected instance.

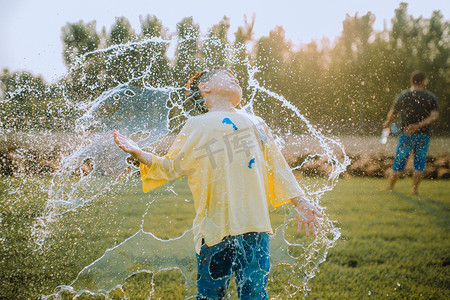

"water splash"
[2,35,349,299]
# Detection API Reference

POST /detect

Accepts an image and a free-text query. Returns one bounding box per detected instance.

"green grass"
[0,177,449,299]
[308,178,450,299]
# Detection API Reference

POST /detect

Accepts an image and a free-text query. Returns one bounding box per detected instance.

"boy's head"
[186,67,242,112]
[410,71,427,88]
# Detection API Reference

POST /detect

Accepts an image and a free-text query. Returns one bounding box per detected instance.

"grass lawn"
[309,177,450,299]
[0,176,449,299]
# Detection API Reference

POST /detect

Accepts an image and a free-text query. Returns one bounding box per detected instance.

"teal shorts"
[392,134,430,172]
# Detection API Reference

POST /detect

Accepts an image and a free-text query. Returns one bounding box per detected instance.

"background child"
[114,66,322,299]
[383,71,439,195]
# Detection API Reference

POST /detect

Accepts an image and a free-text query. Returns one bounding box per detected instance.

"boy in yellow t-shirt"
[113,67,322,299]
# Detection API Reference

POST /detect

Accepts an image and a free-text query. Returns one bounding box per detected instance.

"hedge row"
[1,146,449,179]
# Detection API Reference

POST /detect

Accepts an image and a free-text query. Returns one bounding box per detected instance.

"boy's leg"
[386,171,401,191]
[387,134,412,190]
[233,232,271,300]
[196,238,234,300]
[412,171,423,195]
[411,135,430,195]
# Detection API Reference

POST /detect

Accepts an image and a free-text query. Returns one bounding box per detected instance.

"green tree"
[139,15,171,87]
[254,26,291,93]
[287,40,327,123]
[62,21,100,67]
[106,17,139,85]
[0,69,79,131]
[0,69,48,131]
[326,12,378,133]
[61,21,104,103]
[173,17,201,86]
[202,16,231,68]
[232,14,255,103]
[108,17,135,46]
[253,26,294,128]
[387,3,449,133]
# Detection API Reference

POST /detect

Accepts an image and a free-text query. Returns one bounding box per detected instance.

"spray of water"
[2,35,349,299]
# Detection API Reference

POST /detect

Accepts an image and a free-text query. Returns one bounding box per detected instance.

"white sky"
[0,0,448,83]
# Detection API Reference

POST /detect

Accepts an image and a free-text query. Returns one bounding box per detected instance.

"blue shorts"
[196,232,270,300]
[392,134,430,172]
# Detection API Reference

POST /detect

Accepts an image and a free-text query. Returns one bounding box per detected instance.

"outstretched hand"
[295,198,323,237]
[113,130,142,156]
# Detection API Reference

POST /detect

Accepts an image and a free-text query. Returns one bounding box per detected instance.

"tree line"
[0,2,448,135]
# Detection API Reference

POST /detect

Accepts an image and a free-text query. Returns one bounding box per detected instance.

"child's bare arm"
[383,108,397,129]
[291,196,323,237]
[403,110,439,134]
[113,130,153,167]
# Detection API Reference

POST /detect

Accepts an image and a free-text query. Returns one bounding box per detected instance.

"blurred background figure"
[383,71,439,194]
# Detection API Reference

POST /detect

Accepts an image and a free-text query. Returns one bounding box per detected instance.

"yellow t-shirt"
[140,110,304,253]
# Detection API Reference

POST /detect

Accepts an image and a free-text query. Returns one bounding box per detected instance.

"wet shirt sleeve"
[259,120,305,207]
[140,119,197,192]
[430,93,438,111]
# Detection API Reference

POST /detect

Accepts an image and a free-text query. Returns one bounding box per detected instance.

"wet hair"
[410,71,426,86]
[185,66,231,113]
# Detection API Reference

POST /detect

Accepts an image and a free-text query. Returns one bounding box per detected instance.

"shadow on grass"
[391,191,450,228]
